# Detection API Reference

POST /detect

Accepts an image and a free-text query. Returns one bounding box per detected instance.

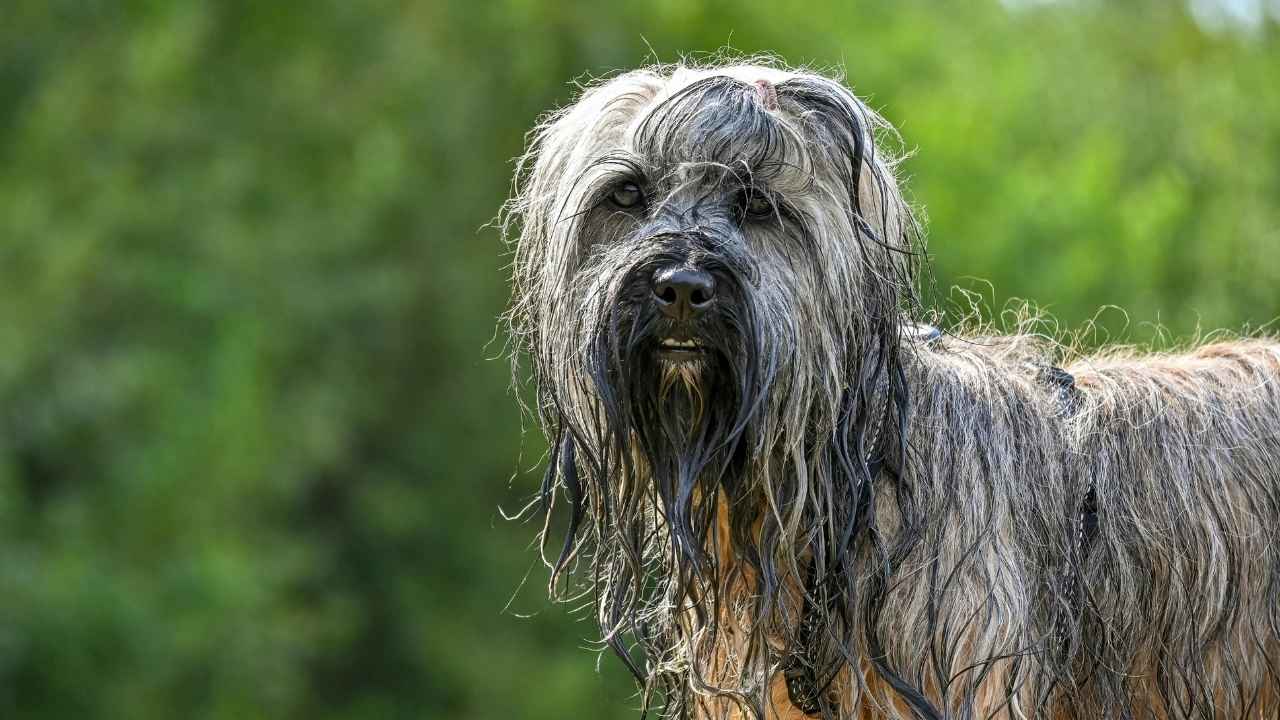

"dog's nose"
[652,266,716,321]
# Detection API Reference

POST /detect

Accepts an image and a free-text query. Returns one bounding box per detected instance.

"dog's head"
[504,61,920,712]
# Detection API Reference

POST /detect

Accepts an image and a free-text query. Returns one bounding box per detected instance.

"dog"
[502,60,1280,719]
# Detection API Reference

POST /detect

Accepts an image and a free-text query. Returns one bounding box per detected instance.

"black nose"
[652,265,716,321]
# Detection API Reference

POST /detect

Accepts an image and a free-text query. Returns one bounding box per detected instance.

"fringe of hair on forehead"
[503,58,1280,720]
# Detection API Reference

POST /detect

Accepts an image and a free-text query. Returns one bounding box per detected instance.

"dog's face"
[505,63,919,706]
[510,65,914,460]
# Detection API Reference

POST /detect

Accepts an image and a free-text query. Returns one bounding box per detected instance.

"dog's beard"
[585,258,764,572]
[525,249,777,687]
[544,249,902,718]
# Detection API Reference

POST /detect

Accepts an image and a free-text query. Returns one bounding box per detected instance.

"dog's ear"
[776,76,919,288]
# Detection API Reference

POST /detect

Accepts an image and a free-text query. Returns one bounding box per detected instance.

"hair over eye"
[608,181,644,209]
[739,189,774,219]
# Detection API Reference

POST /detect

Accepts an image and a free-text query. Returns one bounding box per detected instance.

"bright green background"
[1,2,1277,718]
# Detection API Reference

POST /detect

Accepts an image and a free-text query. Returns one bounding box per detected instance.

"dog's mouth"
[656,337,705,361]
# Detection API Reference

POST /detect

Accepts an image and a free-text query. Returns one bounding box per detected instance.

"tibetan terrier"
[503,60,1280,719]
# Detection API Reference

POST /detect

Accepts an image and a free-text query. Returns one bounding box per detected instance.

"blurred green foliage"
[0,1,1277,718]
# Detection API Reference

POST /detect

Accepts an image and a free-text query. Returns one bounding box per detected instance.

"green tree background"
[1,1,1277,718]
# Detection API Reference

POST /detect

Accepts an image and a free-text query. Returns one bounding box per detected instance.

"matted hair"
[503,58,1280,720]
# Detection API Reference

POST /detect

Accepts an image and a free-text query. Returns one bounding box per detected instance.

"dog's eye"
[609,181,644,209]
[741,191,774,220]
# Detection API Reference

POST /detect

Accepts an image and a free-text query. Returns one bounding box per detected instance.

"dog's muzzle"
[650,262,718,362]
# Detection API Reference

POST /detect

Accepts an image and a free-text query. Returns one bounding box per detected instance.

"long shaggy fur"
[502,59,1280,719]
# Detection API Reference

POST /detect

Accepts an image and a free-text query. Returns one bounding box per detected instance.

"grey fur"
[503,59,1280,719]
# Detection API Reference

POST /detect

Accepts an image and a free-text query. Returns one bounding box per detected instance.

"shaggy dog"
[503,60,1280,719]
